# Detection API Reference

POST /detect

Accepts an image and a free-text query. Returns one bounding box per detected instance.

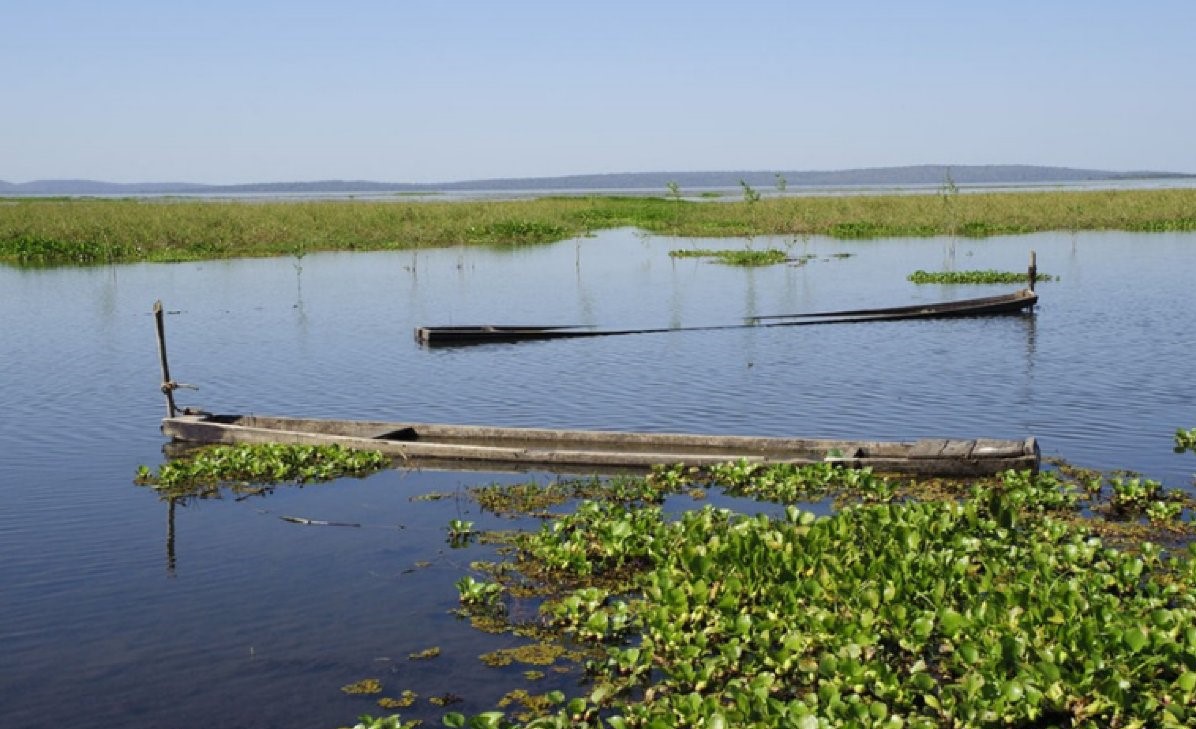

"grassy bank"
[2,188,1195,266]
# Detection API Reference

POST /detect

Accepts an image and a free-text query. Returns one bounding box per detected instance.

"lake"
[1,228,1193,728]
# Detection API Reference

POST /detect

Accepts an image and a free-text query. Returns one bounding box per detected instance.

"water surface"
[1,229,1193,728]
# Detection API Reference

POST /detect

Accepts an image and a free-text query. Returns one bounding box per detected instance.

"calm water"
[1,229,1193,728]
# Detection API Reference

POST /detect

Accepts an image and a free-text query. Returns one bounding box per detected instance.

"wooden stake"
[1028,250,1038,292]
[154,300,178,418]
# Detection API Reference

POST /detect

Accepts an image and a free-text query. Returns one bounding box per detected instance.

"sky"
[3,0,1195,184]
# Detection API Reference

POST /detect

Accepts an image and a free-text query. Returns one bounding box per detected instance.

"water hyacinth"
[134,442,389,498]
[1176,428,1196,453]
[430,467,1196,728]
[907,269,1055,284]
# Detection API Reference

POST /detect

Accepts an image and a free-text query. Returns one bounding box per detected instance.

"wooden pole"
[154,300,178,418]
[1028,250,1038,292]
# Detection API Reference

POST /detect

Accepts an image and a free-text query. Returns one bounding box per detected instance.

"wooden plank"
[940,440,977,459]
[972,438,1026,457]
[908,439,949,458]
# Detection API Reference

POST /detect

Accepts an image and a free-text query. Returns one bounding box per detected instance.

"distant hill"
[1,165,1191,196]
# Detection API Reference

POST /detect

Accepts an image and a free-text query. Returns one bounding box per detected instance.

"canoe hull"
[415,289,1038,347]
[161,413,1039,477]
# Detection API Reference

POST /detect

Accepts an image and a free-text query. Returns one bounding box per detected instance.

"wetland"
[1,194,1194,727]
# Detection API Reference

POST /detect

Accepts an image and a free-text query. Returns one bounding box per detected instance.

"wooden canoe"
[161,413,1039,477]
[415,288,1038,347]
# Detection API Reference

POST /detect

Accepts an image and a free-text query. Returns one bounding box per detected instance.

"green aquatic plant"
[344,714,421,729]
[1108,476,1165,515]
[455,576,503,610]
[1176,428,1196,453]
[341,678,383,695]
[376,690,418,709]
[668,248,788,266]
[447,519,477,547]
[408,646,441,661]
[465,220,567,246]
[434,466,1196,729]
[134,442,388,497]
[907,269,1056,284]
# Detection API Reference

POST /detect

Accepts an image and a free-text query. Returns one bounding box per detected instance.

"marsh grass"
[3,188,1196,266]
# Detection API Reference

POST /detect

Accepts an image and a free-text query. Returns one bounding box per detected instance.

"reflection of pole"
[154,300,177,418]
[1027,250,1037,292]
[166,497,177,576]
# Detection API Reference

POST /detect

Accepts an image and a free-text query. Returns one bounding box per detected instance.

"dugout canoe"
[415,288,1038,347]
[161,412,1039,476]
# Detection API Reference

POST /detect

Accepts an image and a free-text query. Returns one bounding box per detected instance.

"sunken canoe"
[161,413,1039,477]
[415,288,1038,347]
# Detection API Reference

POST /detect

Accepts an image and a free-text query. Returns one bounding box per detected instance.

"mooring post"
[1028,250,1037,292]
[154,300,178,418]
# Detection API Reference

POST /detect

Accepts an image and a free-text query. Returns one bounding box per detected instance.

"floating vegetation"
[400,461,1196,729]
[1177,428,1196,453]
[377,690,418,709]
[479,642,567,668]
[668,248,789,266]
[470,475,669,518]
[340,678,383,696]
[134,442,389,498]
[907,269,1056,284]
[455,576,503,610]
[410,491,454,502]
[447,519,477,548]
[344,715,421,729]
[408,646,441,661]
[495,688,563,721]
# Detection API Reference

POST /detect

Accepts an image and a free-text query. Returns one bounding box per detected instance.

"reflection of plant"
[447,519,476,547]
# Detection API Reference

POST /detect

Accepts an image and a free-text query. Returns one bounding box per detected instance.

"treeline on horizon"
[1,187,1194,267]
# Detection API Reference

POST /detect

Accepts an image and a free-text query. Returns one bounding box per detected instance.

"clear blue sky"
[4,0,1194,183]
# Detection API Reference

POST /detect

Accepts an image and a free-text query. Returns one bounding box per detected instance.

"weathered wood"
[153,300,177,418]
[940,440,977,459]
[161,412,1040,477]
[1028,250,1038,292]
[416,289,1039,347]
[908,439,950,458]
